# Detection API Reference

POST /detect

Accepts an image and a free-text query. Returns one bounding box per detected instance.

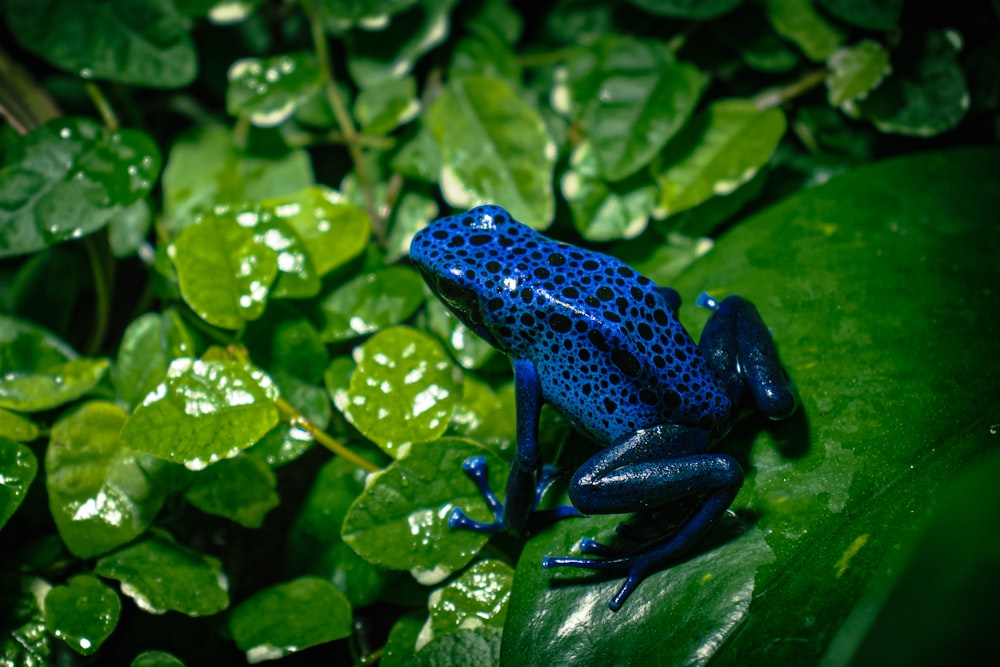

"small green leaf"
[120,358,279,469]
[131,651,186,667]
[5,0,196,87]
[287,456,388,607]
[341,327,461,457]
[46,401,166,558]
[425,299,496,370]
[447,377,515,457]
[381,610,426,667]
[95,533,230,616]
[354,76,420,135]
[763,0,846,61]
[170,216,279,329]
[319,266,425,342]
[0,437,37,530]
[564,36,704,181]
[228,577,352,661]
[0,575,55,665]
[0,117,161,258]
[344,0,457,86]
[653,99,786,218]
[410,627,502,667]
[560,141,656,241]
[161,125,313,234]
[391,126,441,184]
[226,53,321,127]
[427,75,556,229]
[856,30,969,137]
[43,575,120,655]
[0,408,40,442]
[385,190,439,263]
[816,0,903,31]
[827,40,892,109]
[0,316,109,412]
[112,310,195,410]
[260,186,370,276]
[107,199,153,258]
[183,455,279,528]
[626,0,742,20]
[427,559,513,640]
[342,438,506,579]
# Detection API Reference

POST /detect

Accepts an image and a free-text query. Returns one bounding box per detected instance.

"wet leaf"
[426,75,556,229]
[46,401,166,558]
[5,0,196,87]
[0,437,37,530]
[112,310,195,410]
[501,148,1000,664]
[763,0,846,61]
[0,117,161,258]
[385,190,439,263]
[827,40,892,109]
[95,533,229,616]
[354,76,420,135]
[653,99,786,218]
[381,610,426,667]
[120,358,279,470]
[170,216,279,329]
[0,408,40,442]
[424,298,496,370]
[0,575,55,666]
[183,455,278,528]
[426,559,513,642]
[341,327,460,457]
[563,36,703,181]
[228,577,352,661]
[342,438,506,583]
[227,53,321,127]
[319,266,425,343]
[43,575,120,655]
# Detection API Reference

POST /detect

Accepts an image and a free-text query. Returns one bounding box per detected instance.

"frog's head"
[410,205,524,348]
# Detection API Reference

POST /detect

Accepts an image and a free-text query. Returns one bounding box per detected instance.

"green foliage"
[0,1,996,665]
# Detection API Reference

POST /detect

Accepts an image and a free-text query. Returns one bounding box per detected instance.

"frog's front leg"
[449,357,552,533]
[541,423,742,611]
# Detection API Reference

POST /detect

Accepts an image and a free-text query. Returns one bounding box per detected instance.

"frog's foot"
[541,549,652,612]
[449,457,582,533]
[448,456,505,532]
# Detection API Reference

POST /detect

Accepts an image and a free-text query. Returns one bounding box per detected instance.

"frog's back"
[410,205,730,445]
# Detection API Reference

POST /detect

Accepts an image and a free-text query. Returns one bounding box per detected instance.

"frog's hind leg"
[541,424,742,611]
[697,293,799,420]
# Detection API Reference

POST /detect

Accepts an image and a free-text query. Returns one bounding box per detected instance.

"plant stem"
[85,82,119,130]
[83,230,114,355]
[274,397,381,473]
[755,68,828,110]
[306,3,386,245]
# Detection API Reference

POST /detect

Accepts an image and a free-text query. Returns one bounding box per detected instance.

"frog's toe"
[447,455,505,533]
[448,506,504,532]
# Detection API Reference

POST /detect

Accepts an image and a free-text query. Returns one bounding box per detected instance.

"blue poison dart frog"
[409,205,798,611]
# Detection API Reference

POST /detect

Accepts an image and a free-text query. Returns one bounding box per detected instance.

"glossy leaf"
[43,575,120,655]
[563,36,704,181]
[447,377,516,457]
[46,401,166,558]
[342,438,507,580]
[319,266,425,342]
[426,75,556,229]
[425,299,497,370]
[183,455,279,528]
[161,125,313,234]
[626,0,742,19]
[560,141,656,241]
[856,30,969,137]
[120,358,279,470]
[501,148,1000,664]
[112,310,195,410]
[653,99,786,218]
[0,575,55,665]
[0,117,161,258]
[355,76,421,135]
[5,0,196,87]
[107,199,153,258]
[228,577,352,661]
[827,40,892,109]
[0,437,37,530]
[381,610,427,667]
[286,456,388,607]
[0,316,109,412]
[816,0,903,30]
[385,190,439,263]
[96,533,229,616]
[763,0,846,61]
[0,408,40,442]
[227,53,321,127]
[170,216,279,329]
[426,559,513,642]
[341,327,461,457]
[262,186,370,276]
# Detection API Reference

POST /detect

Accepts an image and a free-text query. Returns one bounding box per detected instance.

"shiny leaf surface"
[427,559,513,641]
[763,0,846,61]
[0,117,161,258]
[43,575,120,655]
[182,455,278,528]
[827,40,892,109]
[111,310,195,410]
[319,266,425,343]
[46,402,166,558]
[0,437,37,530]
[0,409,40,442]
[226,53,321,127]
[120,358,279,469]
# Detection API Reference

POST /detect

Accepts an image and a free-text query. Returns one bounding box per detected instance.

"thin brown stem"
[754,68,828,110]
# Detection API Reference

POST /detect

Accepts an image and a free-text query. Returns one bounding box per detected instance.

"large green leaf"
[0,117,161,258]
[500,148,1000,664]
[43,575,121,655]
